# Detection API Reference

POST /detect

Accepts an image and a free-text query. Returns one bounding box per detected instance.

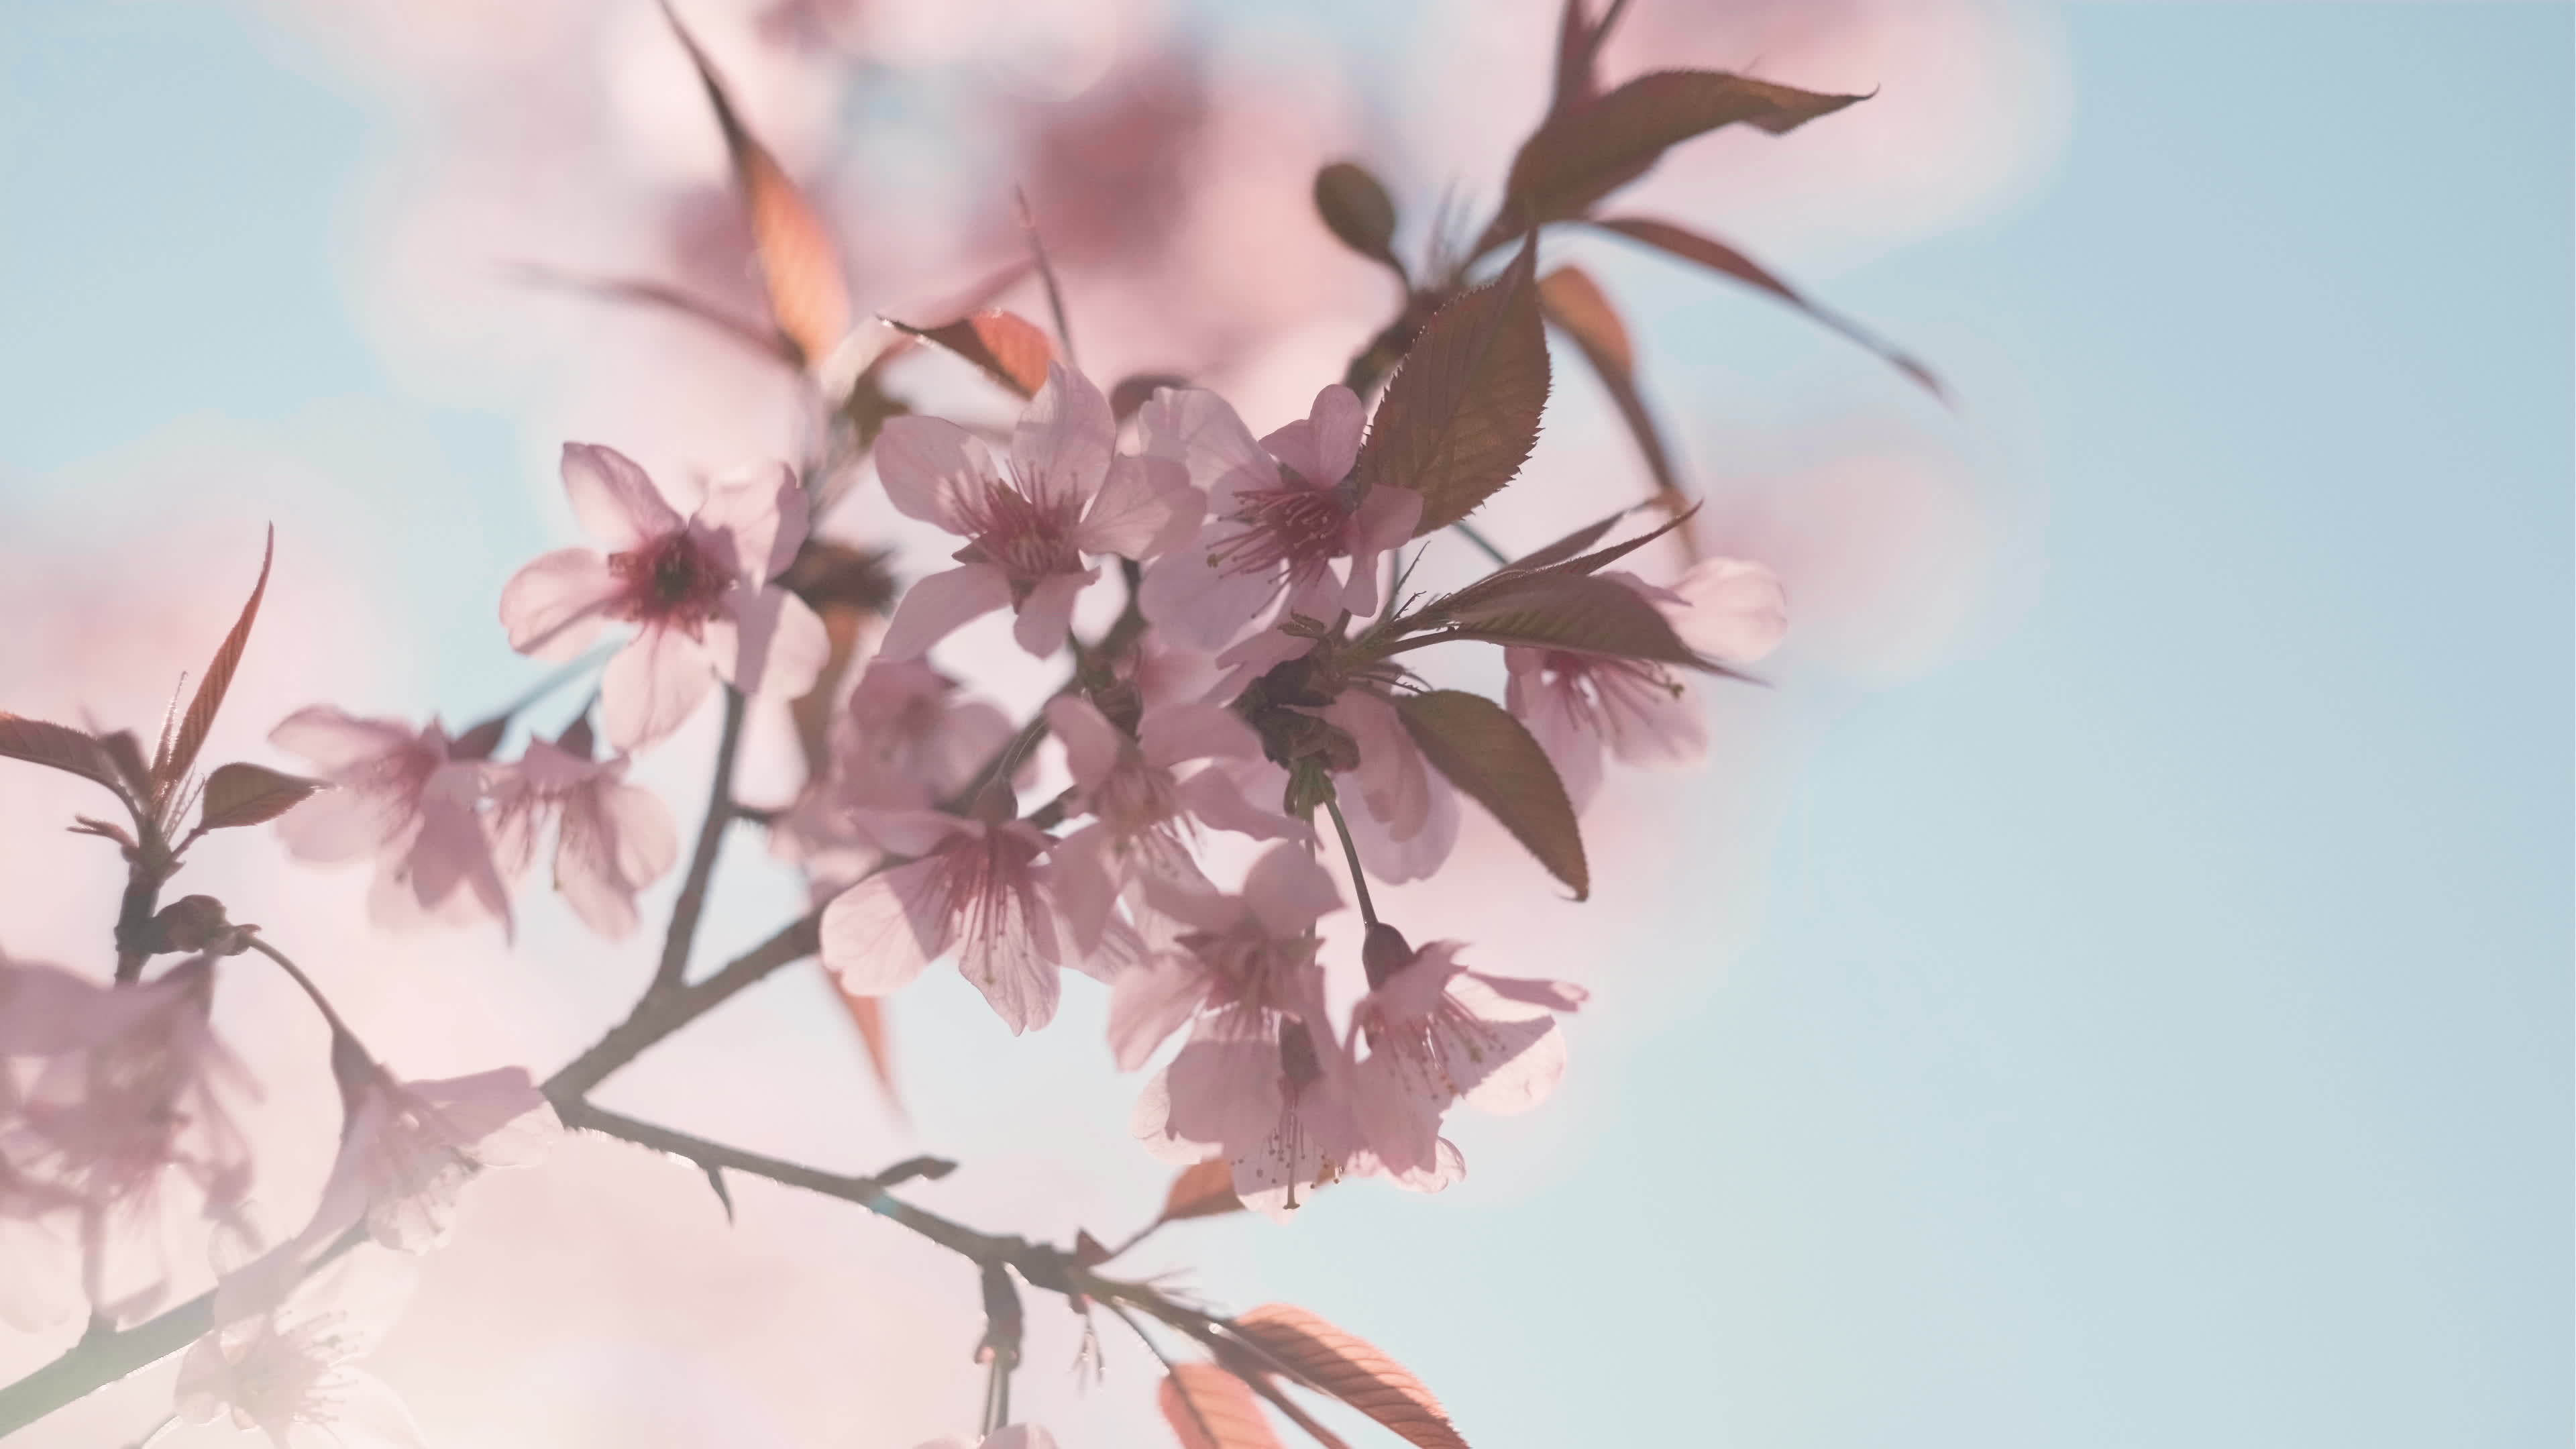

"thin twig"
[1016,188,1078,374]
[1320,797,1378,928]
[653,687,749,991]
[1452,521,1511,567]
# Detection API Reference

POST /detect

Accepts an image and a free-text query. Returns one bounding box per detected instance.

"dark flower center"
[1208,484,1351,582]
[608,531,731,633]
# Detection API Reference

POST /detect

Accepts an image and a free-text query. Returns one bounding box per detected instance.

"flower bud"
[1361,922,1415,990]
[150,894,254,956]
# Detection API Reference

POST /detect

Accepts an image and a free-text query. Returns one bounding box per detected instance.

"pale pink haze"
[488,732,680,941]
[1503,560,1788,812]
[874,363,1197,661]
[1139,382,1422,649]
[914,1428,1060,1449]
[498,443,828,750]
[818,810,1114,1034]
[179,1247,429,1449]
[775,658,1012,891]
[270,708,513,936]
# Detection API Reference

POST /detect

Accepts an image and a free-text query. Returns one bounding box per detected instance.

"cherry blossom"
[1138,383,1423,649]
[1502,563,1786,812]
[486,727,679,941]
[914,1428,1059,1449]
[819,808,1108,1034]
[1346,925,1586,1187]
[875,364,1195,660]
[1044,692,1301,954]
[179,1247,428,1449]
[270,708,513,936]
[1322,689,1459,883]
[775,659,1015,892]
[498,445,829,751]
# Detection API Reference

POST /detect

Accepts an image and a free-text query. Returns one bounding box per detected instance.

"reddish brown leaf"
[889,309,1055,400]
[828,976,902,1116]
[1500,508,1630,573]
[1488,70,1866,244]
[197,762,323,832]
[662,1,851,368]
[1159,1364,1285,1449]
[1591,215,1946,399]
[1356,239,1549,536]
[1313,162,1403,275]
[1549,0,1599,115]
[1440,572,1711,671]
[0,714,123,796]
[98,730,154,802]
[1229,1303,1468,1449]
[1537,264,1690,531]
[1394,690,1587,899]
[163,528,272,795]
[1424,507,1692,622]
[1158,1159,1245,1226]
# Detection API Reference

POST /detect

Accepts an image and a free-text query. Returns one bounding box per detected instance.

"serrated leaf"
[1537,264,1688,526]
[888,309,1054,399]
[1487,70,1866,246]
[1159,1364,1285,1449]
[1229,1304,1467,1449]
[1393,690,1586,898]
[1313,162,1402,274]
[662,0,851,368]
[1592,215,1946,400]
[1157,1159,1244,1226]
[197,762,324,831]
[164,528,273,796]
[1356,239,1549,536]
[1501,508,1629,573]
[0,714,123,796]
[1425,507,1693,622]
[1441,572,1707,670]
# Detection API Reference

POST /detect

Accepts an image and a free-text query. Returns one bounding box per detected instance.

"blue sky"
[1,3,2567,1447]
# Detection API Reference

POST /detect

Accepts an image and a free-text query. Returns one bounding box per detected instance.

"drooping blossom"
[270,708,513,936]
[179,1246,428,1449]
[1322,689,1458,883]
[913,1428,1059,1449]
[3,954,258,1323]
[819,808,1110,1034]
[774,659,1013,892]
[1502,562,1786,812]
[498,445,828,750]
[875,364,1195,660]
[486,724,679,941]
[1044,692,1302,954]
[1138,383,1423,649]
[1346,924,1587,1187]
[0,956,123,1330]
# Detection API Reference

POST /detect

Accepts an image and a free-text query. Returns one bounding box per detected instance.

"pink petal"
[1137,701,1258,769]
[1010,569,1093,657]
[955,880,1064,1034]
[818,859,951,995]
[1505,653,1607,814]
[1441,986,1567,1116]
[1240,843,1341,936]
[1106,948,1212,1071]
[1137,388,1273,513]
[706,587,828,699]
[1174,767,1305,843]
[855,807,977,857]
[878,564,1012,661]
[497,547,619,661]
[1346,482,1425,557]
[1467,971,1591,1012]
[694,460,806,582]
[1077,454,1200,559]
[875,417,998,534]
[1011,363,1117,508]
[561,443,681,549]
[1308,384,1365,483]
[1337,758,1458,883]
[1044,823,1118,957]
[599,626,716,751]
[1161,1023,1285,1156]
[1138,531,1281,649]
[1044,695,1124,791]
[1594,662,1708,771]
[1670,557,1789,663]
[268,706,419,774]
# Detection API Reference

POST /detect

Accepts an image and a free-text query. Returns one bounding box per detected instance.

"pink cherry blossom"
[1138,383,1423,649]
[270,707,513,936]
[318,1054,557,1255]
[498,445,829,751]
[1044,692,1301,954]
[179,1246,428,1449]
[875,364,1195,661]
[818,810,1106,1034]
[1322,689,1458,883]
[486,731,679,941]
[1501,563,1786,812]
[775,659,1016,892]
[1346,926,1586,1187]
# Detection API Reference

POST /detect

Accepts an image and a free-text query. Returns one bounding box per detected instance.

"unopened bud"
[1361,922,1415,990]
[149,895,254,956]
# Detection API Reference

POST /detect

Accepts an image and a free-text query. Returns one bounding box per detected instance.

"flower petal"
[694,460,806,582]
[599,626,716,751]
[562,443,680,549]
[1012,363,1118,508]
[706,587,829,699]
[1010,570,1092,657]
[1138,387,1273,513]
[498,548,619,661]
[1044,695,1125,791]
[1137,701,1259,768]
[1240,843,1342,936]
[878,564,1012,660]
[1671,556,1789,663]
[819,859,952,995]
[1137,531,1281,649]
[1077,454,1201,559]
[875,417,997,534]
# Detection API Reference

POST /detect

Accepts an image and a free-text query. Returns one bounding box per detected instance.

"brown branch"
[654,686,749,991]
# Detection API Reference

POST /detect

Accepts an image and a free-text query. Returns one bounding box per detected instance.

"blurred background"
[0,1,2566,1446]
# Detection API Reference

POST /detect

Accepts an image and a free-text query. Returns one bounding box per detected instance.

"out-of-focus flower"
[914,1426,1061,1449]
[270,708,514,936]
[1502,563,1785,811]
[487,727,679,941]
[178,1246,429,1449]
[1322,689,1458,883]
[875,364,1196,661]
[775,658,1015,892]
[1044,692,1299,954]
[499,443,828,750]
[818,809,1108,1033]
[1346,924,1585,1187]
[1138,384,1421,650]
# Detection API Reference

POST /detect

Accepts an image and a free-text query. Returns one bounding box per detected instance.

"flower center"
[608,531,731,631]
[955,472,1085,586]
[1207,484,1351,582]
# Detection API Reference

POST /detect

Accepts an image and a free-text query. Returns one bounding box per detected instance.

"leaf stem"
[1321,796,1378,928]
[1452,520,1511,567]
[653,687,749,992]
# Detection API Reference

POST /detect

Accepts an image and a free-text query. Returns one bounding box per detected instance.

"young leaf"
[661,0,851,368]
[1356,239,1549,536]
[1424,506,1693,621]
[1440,572,1709,669]
[1501,507,1631,573]
[1313,162,1403,276]
[503,264,799,369]
[888,309,1054,399]
[197,762,324,832]
[1487,70,1866,244]
[1394,690,1587,898]
[1159,1364,1285,1449]
[1591,215,1947,399]
[828,975,904,1117]
[163,528,273,795]
[1157,1159,1245,1226]
[1536,265,1688,523]
[1549,0,1599,116]
[0,714,125,798]
[1228,1303,1468,1449]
